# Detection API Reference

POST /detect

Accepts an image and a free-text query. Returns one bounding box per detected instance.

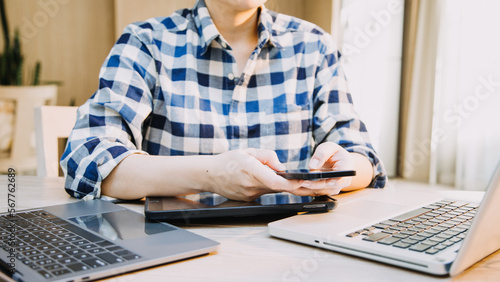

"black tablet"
[144,192,336,222]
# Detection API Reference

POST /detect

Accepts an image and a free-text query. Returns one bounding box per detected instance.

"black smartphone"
[276,169,356,180]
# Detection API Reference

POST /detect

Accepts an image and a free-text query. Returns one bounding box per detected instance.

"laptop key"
[60,244,79,251]
[448,201,470,208]
[381,229,398,235]
[408,226,425,233]
[421,239,439,246]
[362,232,390,242]
[67,262,91,272]
[408,235,426,241]
[51,269,72,276]
[442,240,456,247]
[436,233,454,240]
[371,224,389,230]
[467,203,479,208]
[401,238,418,245]
[106,245,123,252]
[67,249,86,256]
[83,258,108,268]
[51,253,70,260]
[425,247,440,255]
[80,243,98,250]
[114,250,134,257]
[392,233,409,239]
[18,212,38,219]
[36,259,55,266]
[418,231,434,238]
[429,236,446,243]
[67,236,84,242]
[346,232,360,238]
[28,263,41,270]
[45,263,64,271]
[390,208,430,222]
[58,257,78,264]
[400,230,417,236]
[88,247,107,254]
[74,253,93,260]
[434,243,448,250]
[377,236,400,245]
[37,270,53,279]
[389,226,405,232]
[122,254,141,260]
[432,226,448,232]
[409,243,432,252]
[29,254,47,261]
[96,240,114,247]
[96,253,125,264]
[392,242,411,249]
[73,239,90,246]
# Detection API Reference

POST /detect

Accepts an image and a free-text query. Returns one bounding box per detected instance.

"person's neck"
[205,1,260,47]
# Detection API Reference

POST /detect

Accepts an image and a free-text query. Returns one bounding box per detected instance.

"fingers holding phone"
[276,169,356,195]
[306,142,357,194]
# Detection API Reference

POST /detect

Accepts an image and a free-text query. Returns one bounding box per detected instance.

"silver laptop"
[0,199,219,281]
[268,163,500,276]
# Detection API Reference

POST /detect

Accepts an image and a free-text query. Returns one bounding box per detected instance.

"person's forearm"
[101,154,215,199]
[343,153,374,191]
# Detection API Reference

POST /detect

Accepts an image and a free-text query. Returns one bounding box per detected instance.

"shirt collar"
[193,0,282,55]
[257,5,282,49]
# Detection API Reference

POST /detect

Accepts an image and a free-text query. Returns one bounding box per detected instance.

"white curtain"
[432,0,500,190]
[337,0,405,177]
[399,0,443,181]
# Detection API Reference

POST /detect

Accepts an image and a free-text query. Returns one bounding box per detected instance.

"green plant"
[0,0,41,86]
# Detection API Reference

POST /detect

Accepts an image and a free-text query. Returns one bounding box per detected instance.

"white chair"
[0,85,57,174]
[34,106,78,177]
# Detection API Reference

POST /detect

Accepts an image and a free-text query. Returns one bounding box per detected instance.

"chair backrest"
[35,105,78,177]
[0,85,57,174]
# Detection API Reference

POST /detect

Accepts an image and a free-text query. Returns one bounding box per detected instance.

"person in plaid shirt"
[61,0,386,201]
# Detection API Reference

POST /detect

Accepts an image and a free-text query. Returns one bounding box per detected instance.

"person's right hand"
[204,149,290,201]
[205,149,339,201]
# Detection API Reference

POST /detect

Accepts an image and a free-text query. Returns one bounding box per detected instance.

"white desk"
[1,176,500,281]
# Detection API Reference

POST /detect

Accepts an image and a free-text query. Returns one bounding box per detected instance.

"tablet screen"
[179,192,315,207]
[145,192,336,221]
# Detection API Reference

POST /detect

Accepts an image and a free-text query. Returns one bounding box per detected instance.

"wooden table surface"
[1,176,500,282]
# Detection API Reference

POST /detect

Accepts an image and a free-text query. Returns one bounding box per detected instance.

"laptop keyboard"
[0,210,141,280]
[346,200,478,255]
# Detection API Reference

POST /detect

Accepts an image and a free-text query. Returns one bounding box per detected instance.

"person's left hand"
[294,142,355,196]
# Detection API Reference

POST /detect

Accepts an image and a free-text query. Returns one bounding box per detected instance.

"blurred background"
[0,0,499,192]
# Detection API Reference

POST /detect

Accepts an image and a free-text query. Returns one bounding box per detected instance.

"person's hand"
[207,148,295,201]
[305,142,356,195]
[207,148,350,201]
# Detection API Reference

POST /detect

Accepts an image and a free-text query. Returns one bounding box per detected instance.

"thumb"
[245,149,286,171]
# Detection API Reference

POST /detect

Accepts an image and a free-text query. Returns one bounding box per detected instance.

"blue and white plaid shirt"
[61,0,387,199]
